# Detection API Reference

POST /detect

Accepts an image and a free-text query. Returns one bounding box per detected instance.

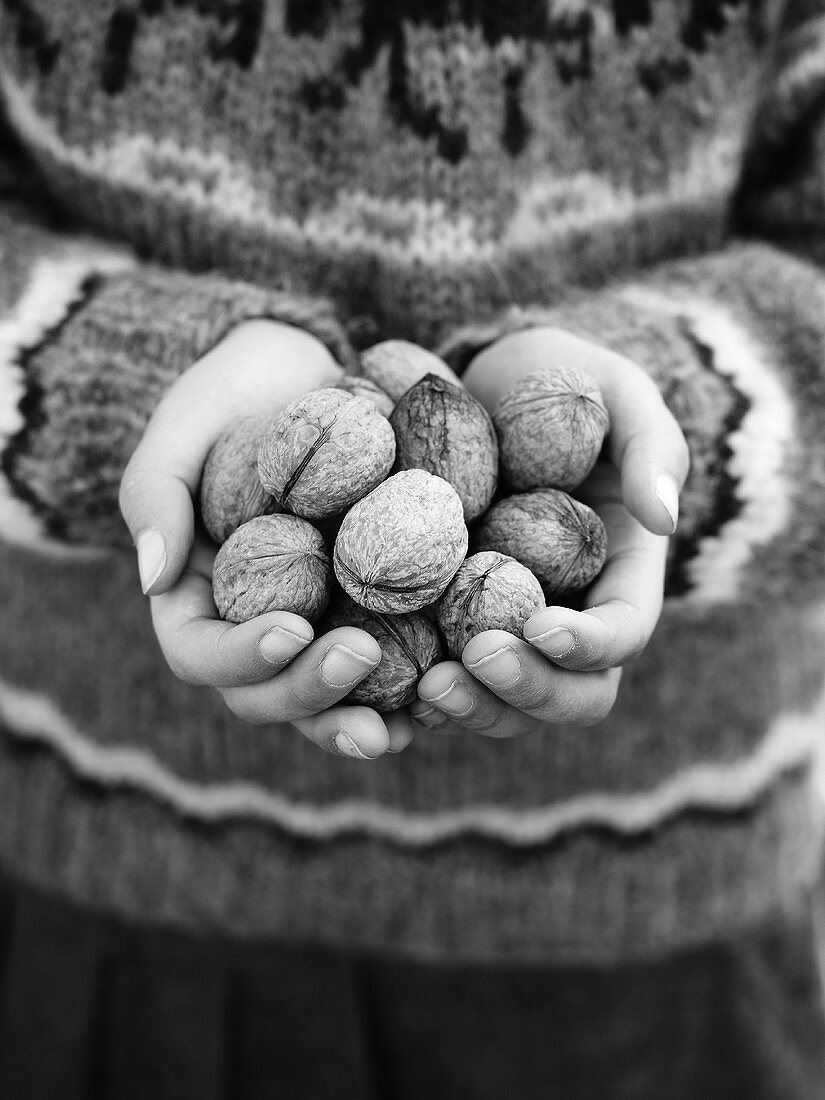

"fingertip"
[460,630,520,670]
[258,622,314,667]
[385,710,415,753]
[263,611,315,645]
[136,528,168,595]
[131,482,196,594]
[335,707,391,759]
[652,472,679,535]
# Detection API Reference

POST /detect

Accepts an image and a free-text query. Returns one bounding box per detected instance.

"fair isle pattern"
[0,672,822,845]
[0,69,740,273]
[0,245,134,552]
[0,2,764,342]
[619,287,796,604]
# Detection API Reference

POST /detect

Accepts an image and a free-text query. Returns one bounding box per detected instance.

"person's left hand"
[410,325,690,737]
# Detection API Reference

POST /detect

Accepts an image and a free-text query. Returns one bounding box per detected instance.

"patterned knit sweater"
[1,0,825,965]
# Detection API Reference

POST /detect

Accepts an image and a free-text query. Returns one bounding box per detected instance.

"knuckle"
[514,677,562,718]
[283,673,325,718]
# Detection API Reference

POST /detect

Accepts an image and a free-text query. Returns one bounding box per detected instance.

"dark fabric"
[0,874,823,1100]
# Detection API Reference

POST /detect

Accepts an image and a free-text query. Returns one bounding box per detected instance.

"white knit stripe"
[0,248,134,553]
[0,675,820,845]
[620,288,796,604]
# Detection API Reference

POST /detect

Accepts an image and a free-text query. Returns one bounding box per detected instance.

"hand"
[410,326,690,737]
[119,319,413,759]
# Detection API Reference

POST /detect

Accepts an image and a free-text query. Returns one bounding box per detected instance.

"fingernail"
[654,473,679,534]
[321,644,378,688]
[259,626,311,665]
[530,627,577,658]
[411,704,446,728]
[334,732,379,760]
[422,679,474,717]
[467,646,521,687]
[136,529,166,594]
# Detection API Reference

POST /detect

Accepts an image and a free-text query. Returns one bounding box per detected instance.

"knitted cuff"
[440,242,825,608]
[0,212,354,549]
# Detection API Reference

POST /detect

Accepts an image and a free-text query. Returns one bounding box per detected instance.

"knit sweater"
[1,0,825,965]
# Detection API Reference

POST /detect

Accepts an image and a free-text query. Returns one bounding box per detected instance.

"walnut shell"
[493,367,609,493]
[474,489,607,598]
[334,469,468,614]
[212,514,331,624]
[335,376,395,418]
[390,375,498,522]
[199,417,276,544]
[257,389,396,521]
[436,551,545,659]
[360,340,462,402]
[321,592,444,711]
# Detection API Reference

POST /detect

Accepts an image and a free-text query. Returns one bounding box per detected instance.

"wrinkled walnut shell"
[360,340,462,402]
[437,551,545,659]
[335,376,395,418]
[321,592,444,711]
[474,489,607,598]
[493,366,609,493]
[257,388,395,521]
[212,514,331,624]
[334,469,468,614]
[390,375,498,522]
[199,417,276,544]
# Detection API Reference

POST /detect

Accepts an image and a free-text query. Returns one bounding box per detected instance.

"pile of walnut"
[202,340,609,713]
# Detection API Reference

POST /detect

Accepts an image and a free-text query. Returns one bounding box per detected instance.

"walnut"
[493,366,609,493]
[360,339,462,402]
[474,489,607,598]
[212,514,331,624]
[334,469,468,614]
[199,417,276,544]
[334,376,395,418]
[321,591,444,711]
[390,374,498,522]
[257,389,395,521]
[436,551,545,659]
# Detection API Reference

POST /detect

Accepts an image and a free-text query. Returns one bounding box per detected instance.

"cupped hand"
[410,326,690,736]
[119,319,413,759]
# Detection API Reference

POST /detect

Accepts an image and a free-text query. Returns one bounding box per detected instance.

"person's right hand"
[119,319,413,760]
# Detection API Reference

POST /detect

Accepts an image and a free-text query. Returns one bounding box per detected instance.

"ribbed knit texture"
[1,0,825,963]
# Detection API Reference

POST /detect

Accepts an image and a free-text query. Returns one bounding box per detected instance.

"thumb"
[119,454,196,595]
[617,422,690,537]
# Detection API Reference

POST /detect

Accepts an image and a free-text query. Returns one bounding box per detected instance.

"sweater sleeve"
[0,189,355,553]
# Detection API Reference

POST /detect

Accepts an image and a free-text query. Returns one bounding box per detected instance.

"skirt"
[0,870,824,1100]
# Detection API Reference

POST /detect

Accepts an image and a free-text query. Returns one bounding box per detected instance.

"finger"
[293,706,390,760]
[460,631,622,727]
[150,568,316,687]
[219,626,382,725]
[417,660,540,737]
[568,341,690,537]
[523,501,668,671]
[119,321,342,595]
[384,709,415,753]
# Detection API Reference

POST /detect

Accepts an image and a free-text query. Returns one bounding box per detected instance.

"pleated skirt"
[1,871,825,1100]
